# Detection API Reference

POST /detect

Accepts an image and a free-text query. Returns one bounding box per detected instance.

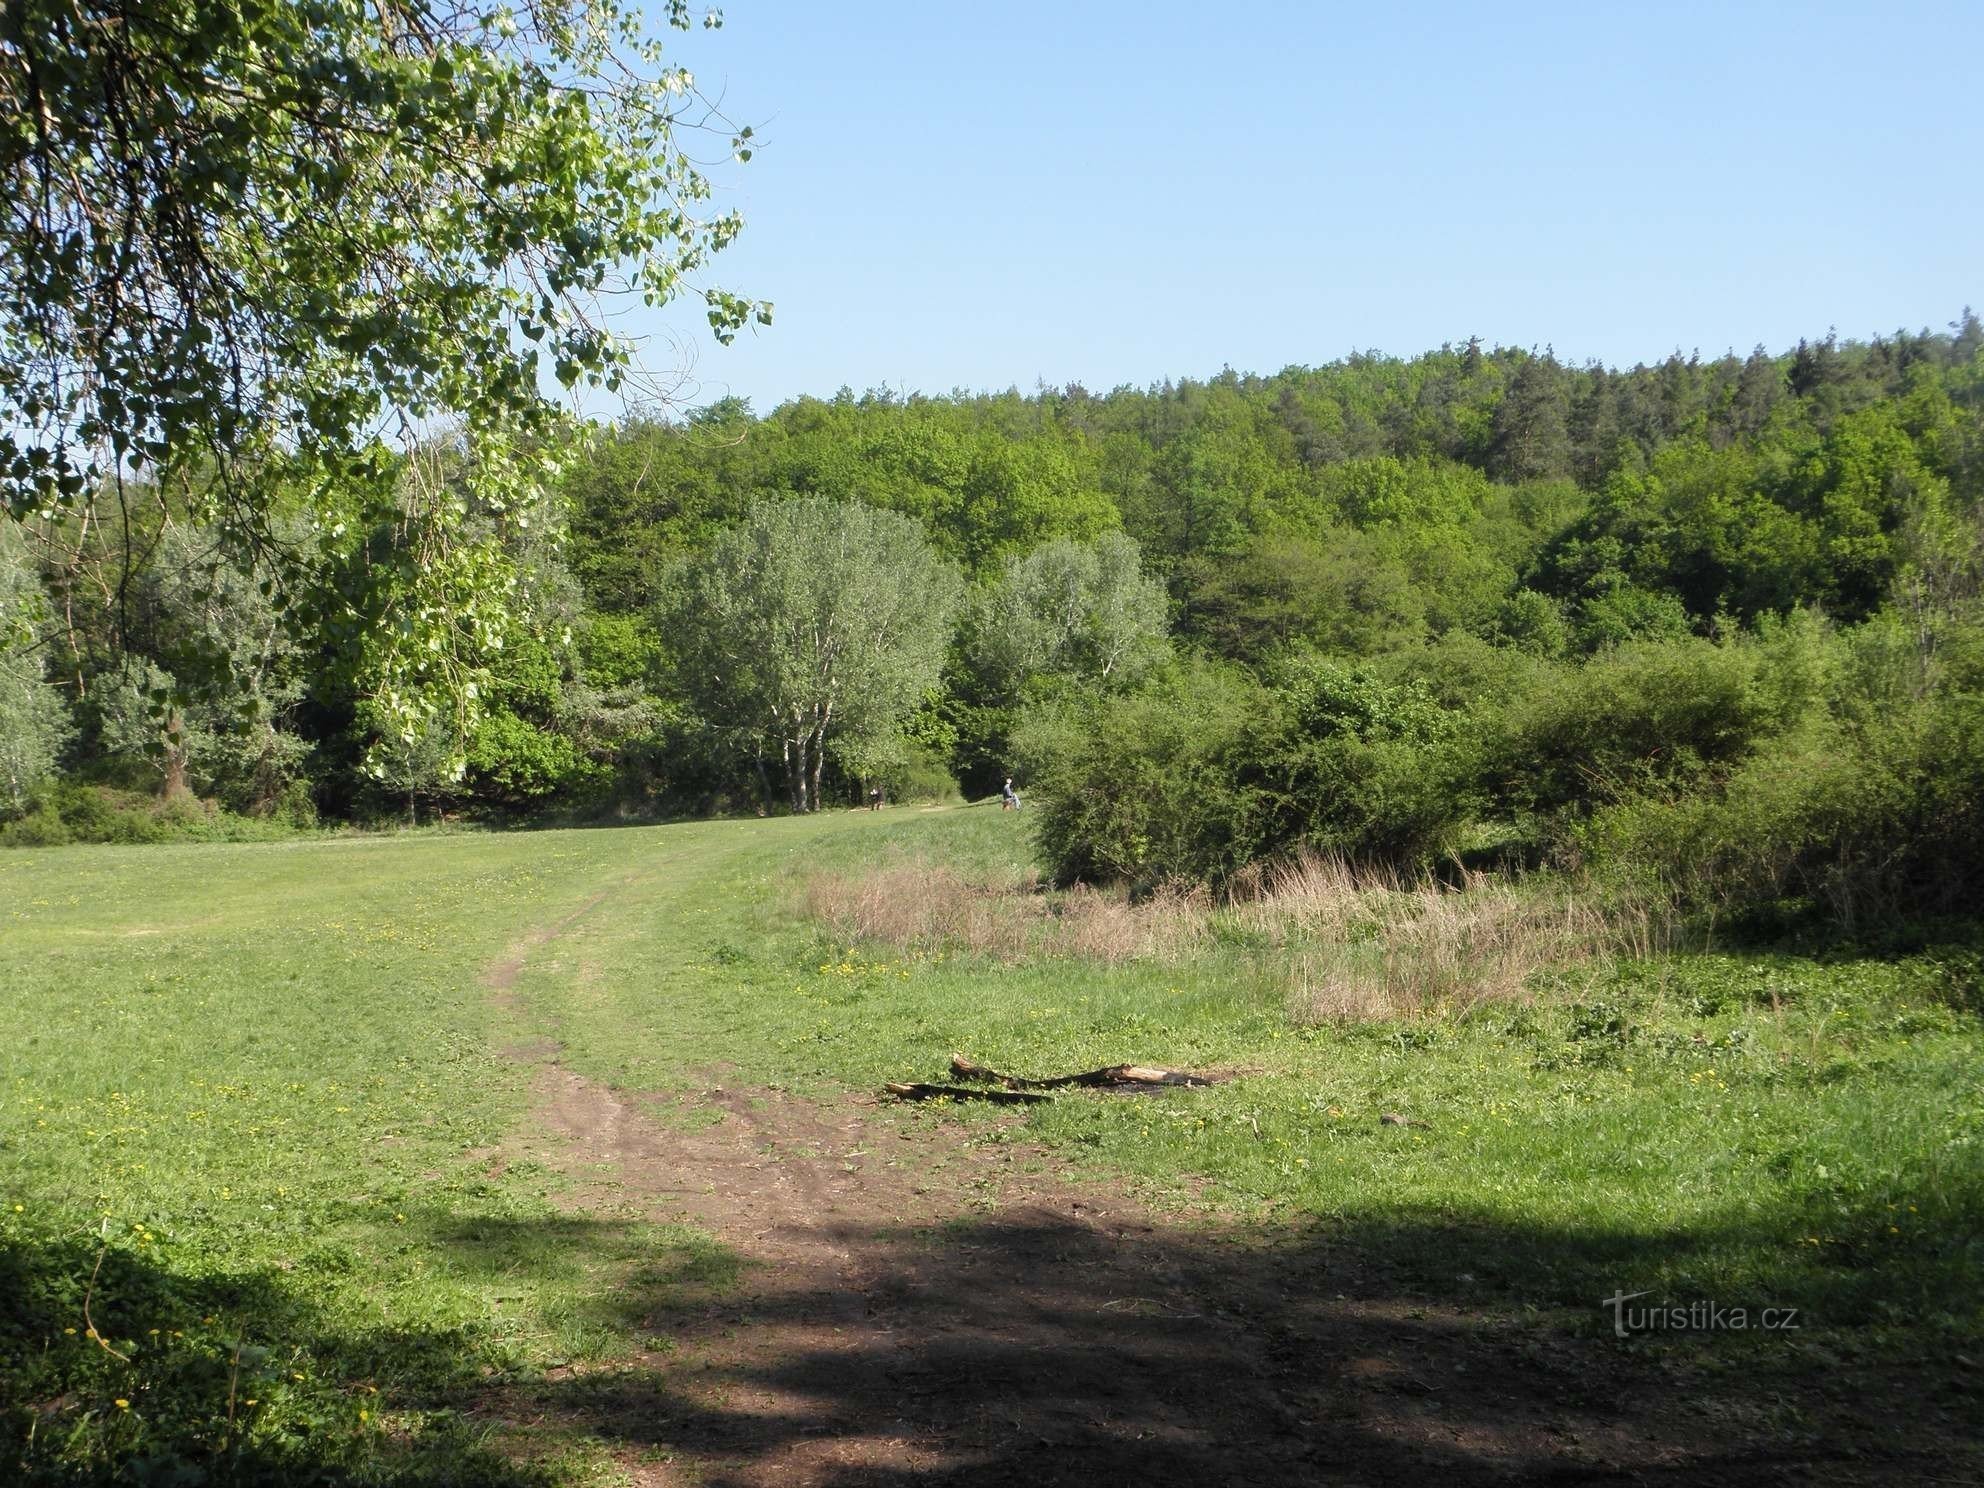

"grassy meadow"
[3,806,1980,1482]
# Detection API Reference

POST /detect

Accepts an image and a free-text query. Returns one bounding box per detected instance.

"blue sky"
[613,1,1983,413]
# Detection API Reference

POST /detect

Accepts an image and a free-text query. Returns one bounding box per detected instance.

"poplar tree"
[667,498,961,811]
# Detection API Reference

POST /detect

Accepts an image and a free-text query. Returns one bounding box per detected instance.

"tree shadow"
[8,1188,1975,1486]
[453,1194,1977,1486]
[0,1227,568,1487]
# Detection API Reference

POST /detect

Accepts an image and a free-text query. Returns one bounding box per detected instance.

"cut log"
[883,1082,1052,1106]
[949,1054,1214,1090]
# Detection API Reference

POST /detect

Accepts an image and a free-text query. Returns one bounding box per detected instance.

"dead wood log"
[883,1082,1052,1105]
[949,1054,1214,1090]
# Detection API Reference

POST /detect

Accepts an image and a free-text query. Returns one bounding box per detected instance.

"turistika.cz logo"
[1602,1290,1801,1339]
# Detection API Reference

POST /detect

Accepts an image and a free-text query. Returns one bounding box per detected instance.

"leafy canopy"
[0,0,766,738]
[665,497,962,807]
[970,532,1171,699]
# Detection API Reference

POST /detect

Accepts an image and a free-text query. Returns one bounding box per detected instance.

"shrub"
[0,801,70,847]
[1490,636,1772,821]
[1013,662,1269,887]
[1014,656,1479,888]
[879,742,960,804]
[0,783,308,848]
[1256,653,1480,867]
[1584,683,1984,926]
[465,709,611,807]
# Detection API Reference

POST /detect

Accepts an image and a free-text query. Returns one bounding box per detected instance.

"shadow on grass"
[465,1190,1978,1486]
[0,1225,572,1487]
[6,1189,1978,1486]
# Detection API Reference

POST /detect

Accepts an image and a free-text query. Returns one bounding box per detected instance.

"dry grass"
[806,850,1671,1017]
[1237,853,1669,1021]
[804,861,1208,966]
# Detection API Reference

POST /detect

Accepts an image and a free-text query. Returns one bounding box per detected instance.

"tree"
[92,526,308,805]
[1490,352,1571,481]
[0,517,72,813]
[969,533,1170,698]
[665,498,962,812]
[1182,528,1427,661]
[1,0,766,738]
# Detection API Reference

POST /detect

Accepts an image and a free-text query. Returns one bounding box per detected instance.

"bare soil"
[474,926,1946,1486]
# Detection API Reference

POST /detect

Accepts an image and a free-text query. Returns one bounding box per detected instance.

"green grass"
[526,807,1983,1333]
[4,806,1980,1482]
[0,825,761,1484]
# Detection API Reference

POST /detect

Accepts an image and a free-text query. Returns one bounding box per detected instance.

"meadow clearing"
[2,805,1978,1485]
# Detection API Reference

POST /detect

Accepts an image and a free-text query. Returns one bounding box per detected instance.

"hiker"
[1001,777,1020,810]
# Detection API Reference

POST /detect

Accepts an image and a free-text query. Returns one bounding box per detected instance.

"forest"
[6,318,1982,929]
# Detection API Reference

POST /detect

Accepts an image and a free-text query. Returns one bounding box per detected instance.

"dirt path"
[476,908,1874,1486]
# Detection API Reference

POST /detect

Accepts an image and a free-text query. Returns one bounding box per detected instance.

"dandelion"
[115,1398,130,1410]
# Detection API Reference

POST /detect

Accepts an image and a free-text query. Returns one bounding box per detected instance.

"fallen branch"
[883,1082,1052,1106]
[949,1053,1215,1090]
[82,1222,130,1363]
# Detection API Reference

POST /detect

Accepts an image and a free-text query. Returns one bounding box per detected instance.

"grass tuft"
[1235,852,1673,1021]
[808,846,1673,1019]
[805,859,1208,965]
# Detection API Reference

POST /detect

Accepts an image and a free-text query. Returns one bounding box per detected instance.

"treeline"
[4,318,1982,924]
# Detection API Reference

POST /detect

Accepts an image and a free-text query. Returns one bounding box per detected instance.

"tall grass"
[804,860,1208,965]
[805,850,1674,1020]
[1232,853,1671,1020]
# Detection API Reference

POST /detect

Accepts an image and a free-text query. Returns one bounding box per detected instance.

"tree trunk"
[808,701,832,814]
[783,736,809,813]
[160,711,191,800]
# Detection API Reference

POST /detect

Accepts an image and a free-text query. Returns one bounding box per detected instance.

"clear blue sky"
[614,0,1983,413]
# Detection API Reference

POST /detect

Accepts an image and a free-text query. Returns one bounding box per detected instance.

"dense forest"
[6,318,1982,926]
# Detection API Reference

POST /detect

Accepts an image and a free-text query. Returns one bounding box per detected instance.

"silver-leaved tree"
[666,498,962,812]
[969,532,1172,701]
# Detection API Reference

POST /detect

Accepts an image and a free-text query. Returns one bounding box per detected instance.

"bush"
[0,801,70,847]
[1014,662,1265,887]
[1490,636,1773,821]
[0,783,307,848]
[1259,652,1480,867]
[1014,657,1478,888]
[877,742,960,804]
[1584,683,1984,926]
[271,778,320,829]
[465,709,611,808]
